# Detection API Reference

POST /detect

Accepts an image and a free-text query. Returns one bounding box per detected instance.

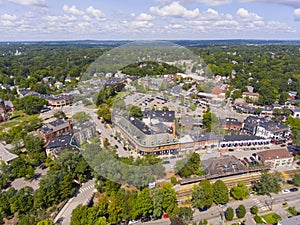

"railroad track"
[176,169,300,200]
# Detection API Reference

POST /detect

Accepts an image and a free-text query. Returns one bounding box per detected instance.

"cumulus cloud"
[1,13,17,21]
[294,9,300,21]
[236,8,263,21]
[8,0,47,7]
[123,20,154,29]
[63,5,85,16]
[136,13,155,21]
[86,6,105,21]
[180,0,232,6]
[149,2,199,19]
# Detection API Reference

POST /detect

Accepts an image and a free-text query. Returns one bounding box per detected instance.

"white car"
[128,220,138,225]
[282,189,290,194]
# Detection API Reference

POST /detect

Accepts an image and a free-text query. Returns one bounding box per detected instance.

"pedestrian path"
[253,198,268,211]
[79,184,95,194]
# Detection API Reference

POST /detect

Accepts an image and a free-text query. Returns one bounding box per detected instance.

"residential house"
[221,118,243,131]
[290,108,300,118]
[73,122,97,144]
[242,92,260,102]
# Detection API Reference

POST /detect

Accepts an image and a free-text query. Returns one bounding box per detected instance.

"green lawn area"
[262,212,282,224]
[0,111,40,130]
[0,120,20,129]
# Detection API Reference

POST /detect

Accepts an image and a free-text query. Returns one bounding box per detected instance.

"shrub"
[250,206,259,215]
[225,207,234,221]
[254,215,264,223]
[171,177,177,185]
[236,204,246,218]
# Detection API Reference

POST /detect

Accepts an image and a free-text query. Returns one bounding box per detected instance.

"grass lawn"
[262,212,282,224]
[0,120,19,129]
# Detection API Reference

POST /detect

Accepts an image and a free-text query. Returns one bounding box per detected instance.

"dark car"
[163,160,170,164]
[290,188,298,192]
[141,217,150,223]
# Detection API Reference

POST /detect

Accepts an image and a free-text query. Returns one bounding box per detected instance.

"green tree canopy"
[230,181,248,200]
[212,180,229,205]
[192,180,214,210]
[14,95,47,115]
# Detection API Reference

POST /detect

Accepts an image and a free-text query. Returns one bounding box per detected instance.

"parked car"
[282,189,290,194]
[289,188,298,192]
[128,220,138,225]
[141,217,150,223]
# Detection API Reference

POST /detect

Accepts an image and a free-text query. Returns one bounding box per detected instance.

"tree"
[129,106,143,120]
[230,181,248,200]
[24,135,46,166]
[231,89,242,101]
[202,110,218,133]
[161,183,177,214]
[53,110,66,119]
[36,219,56,225]
[175,152,204,178]
[179,207,193,222]
[253,171,281,195]
[192,180,214,210]
[14,95,47,115]
[213,180,229,205]
[134,188,153,218]
[225,207,234,221]
[150,188,163,218]
[108,195,122,224]
[250,206,259,215]
[236,204,246,218]
[97,104,111,123]
[73,111,91,123]
[292,174,300,187]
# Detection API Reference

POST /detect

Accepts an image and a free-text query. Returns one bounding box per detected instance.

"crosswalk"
[253,198,268,211]
[79,184,95,194]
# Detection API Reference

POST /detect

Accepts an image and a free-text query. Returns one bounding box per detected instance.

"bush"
[236,204,246,218]
[250,206,259,215]
[225,207,234,221]
[287,206,299,216]
[254,215,264,223]
[171,177,177,185]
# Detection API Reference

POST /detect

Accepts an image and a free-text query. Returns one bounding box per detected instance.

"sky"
[0,0,300,40]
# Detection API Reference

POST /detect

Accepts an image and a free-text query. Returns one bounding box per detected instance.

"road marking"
[79,184,95,194]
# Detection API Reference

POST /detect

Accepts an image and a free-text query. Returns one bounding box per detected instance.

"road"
[54,179,95,225]
[132,190,300,225]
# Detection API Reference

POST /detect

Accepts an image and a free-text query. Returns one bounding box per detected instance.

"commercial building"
[219,134,270,152]
[37,119,73,142]
[257,148,293,168]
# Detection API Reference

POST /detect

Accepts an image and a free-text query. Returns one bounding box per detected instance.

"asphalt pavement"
[54,179,95,225]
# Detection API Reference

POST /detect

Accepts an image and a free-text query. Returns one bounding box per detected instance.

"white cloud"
[236,8,263,21]
[1,13,17,21]
[123,20,154,29]
[180,0,232,6]
[43,15,77,22]
[294,9,300,21]
[136,13,155,21]
[8,0,47,7]
[63,5,85,16]
[239,0,300,8]
[86,6,105,21]
[165,24,184,29]
[149,2,199,19]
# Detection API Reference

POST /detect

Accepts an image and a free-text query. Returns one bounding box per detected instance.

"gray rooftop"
[278,215,300,225]
[0,142,18,163]
[116,117,177,148]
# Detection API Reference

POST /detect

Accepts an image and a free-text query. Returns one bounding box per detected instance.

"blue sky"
[0,0,299,40]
